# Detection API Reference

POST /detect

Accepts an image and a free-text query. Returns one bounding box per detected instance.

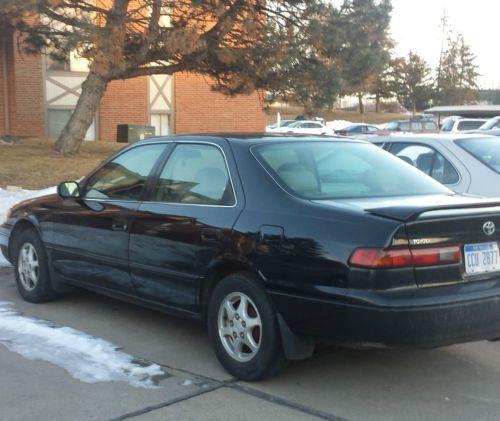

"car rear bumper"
[270,281,500,348]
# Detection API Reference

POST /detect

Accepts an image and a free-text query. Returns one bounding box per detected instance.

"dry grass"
[0,138,124,190]
[265,106,409,125]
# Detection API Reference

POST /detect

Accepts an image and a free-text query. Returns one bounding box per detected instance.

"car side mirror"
[58,181,81,199]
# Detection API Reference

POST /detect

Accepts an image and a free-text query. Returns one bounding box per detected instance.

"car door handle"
[112,219,128,231]
[201,228,222,242]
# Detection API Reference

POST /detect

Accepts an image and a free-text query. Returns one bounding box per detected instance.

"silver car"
[368,134,500,197]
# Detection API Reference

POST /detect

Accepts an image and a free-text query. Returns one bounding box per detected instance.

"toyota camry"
[2,134,500,380]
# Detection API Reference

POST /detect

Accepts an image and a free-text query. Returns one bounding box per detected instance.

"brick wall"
[0,37,5,135]
[10,35,45,137]
[98,77,149,142]
[174,73,266,134]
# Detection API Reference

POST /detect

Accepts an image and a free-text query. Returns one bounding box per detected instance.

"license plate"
[464,242,500,275]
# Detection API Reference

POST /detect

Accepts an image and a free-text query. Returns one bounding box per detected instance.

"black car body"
[3,134,500,379]
[334,124,379,137]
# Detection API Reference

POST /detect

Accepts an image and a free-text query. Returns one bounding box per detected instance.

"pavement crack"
[106,383,224,421]
[143,362,346,421]
[230,384,348,421]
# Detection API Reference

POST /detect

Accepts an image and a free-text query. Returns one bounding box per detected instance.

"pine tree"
[393,52,432,113]
[333,0,393,114]
[435,33,479,105]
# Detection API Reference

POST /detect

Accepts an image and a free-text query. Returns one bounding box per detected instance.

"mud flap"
[277,313,314,360]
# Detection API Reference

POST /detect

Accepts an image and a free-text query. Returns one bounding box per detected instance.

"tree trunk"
[358,93,364,115]
[54,72,108,153]
[375,94,381,113]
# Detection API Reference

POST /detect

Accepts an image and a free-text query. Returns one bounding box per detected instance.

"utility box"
[117,124,155,143]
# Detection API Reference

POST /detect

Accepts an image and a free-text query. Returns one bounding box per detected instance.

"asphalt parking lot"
[2,267,500,421]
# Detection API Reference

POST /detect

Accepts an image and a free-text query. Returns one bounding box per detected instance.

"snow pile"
[0,187,56,267]
[325,120,353,130]
[0,301,164,388]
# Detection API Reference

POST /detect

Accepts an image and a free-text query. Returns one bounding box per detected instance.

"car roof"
[368,133,497,143]
[135,133,364,147]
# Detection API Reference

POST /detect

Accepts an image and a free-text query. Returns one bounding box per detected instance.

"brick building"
[0,32,267,142]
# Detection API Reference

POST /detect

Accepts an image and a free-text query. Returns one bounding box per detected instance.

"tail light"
[337,131,348,136]
[349,246,461,269]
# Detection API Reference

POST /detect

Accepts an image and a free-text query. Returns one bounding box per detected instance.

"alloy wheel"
[217,292,262,362]
[17,243,39,292]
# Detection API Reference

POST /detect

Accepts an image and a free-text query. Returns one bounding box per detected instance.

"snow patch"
[0,301,164,388]
[325,120,353,130]
[0,187,56,267]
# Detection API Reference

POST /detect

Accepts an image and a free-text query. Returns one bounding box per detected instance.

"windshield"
[480,117,500,130]
[455,137,500,174]
[253,141,451,200]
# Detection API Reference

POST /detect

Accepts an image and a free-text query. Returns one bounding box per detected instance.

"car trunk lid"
[316,195,500,287]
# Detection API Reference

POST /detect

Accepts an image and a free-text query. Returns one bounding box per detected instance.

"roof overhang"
[425,105,500,118]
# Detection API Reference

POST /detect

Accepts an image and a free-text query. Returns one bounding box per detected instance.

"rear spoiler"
[367,200,500,222]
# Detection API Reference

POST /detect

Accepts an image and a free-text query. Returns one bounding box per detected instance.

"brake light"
[349,246,461,268]
[337,131,348,136]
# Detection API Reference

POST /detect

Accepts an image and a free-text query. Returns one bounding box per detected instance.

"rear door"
[129,140,244,312]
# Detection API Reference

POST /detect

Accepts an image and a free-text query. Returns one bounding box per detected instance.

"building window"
[151,113,170,136]
[47,109,96,141]
[46,51,90,72]
[46,54,70,72]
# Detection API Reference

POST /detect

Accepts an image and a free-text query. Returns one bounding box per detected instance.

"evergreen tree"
[394,51,432,113]
[435,33,479,105]
[332,0,393,114]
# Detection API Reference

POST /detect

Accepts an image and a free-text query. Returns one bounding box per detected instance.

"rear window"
[456,120,485,131]
[252,142,451,200]
[456,137,500,174]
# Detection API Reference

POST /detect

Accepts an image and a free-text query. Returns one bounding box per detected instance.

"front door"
[50,143,167,293]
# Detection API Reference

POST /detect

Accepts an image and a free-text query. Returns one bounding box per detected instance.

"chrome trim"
[418,206,500,219]
[81,140,238,209]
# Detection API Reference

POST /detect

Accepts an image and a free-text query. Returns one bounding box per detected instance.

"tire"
[13,228,56,303]
[207,272,287,380]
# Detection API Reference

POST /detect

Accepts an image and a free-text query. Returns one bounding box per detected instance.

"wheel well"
[9,220,38,259]
[200,261,258,321]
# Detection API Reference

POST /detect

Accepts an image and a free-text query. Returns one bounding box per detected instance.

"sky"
[390,0,499,89]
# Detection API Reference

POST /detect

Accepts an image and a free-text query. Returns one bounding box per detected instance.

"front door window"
[83,144,166,201]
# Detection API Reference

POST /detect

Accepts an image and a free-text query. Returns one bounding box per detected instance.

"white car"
[273,120,332,135]
[265,120,296,132]
[441,117,487,133]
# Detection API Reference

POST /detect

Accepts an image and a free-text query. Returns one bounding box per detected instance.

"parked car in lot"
[382,118,439,133]
[369,134,500,196]
[265,120,295,132]
[4,134,500,380]
[273,120,331,135]
[335,124,379,137]
[440,117,487,133]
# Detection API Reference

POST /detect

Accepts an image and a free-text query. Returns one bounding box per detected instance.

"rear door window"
[389,143,459,184]
[153,143,235,206]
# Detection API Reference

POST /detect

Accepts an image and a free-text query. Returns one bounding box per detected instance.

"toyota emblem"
[483,221,496,236]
